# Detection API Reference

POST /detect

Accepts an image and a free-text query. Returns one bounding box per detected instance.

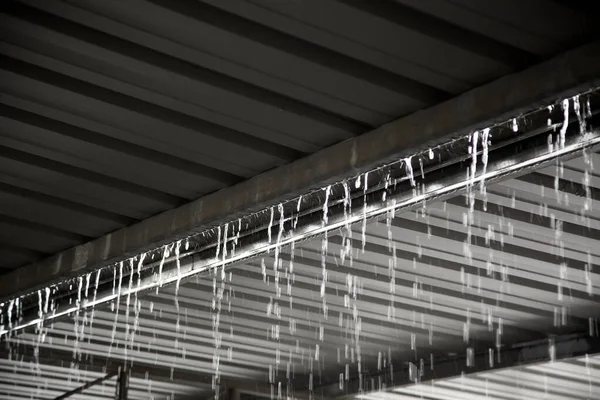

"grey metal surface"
[0,0,597,279]
[359,353,600,400]
[0,358,205,399]
[1,5,599,300]
[1,149,598,398]
[4,88,597,335]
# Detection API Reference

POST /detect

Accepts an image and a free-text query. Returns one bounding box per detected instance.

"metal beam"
[53,371,117,400]
[115,368,129,400]
[318,333,600,399]
[6,111,599,338]
[228,388,240,400]
[0,40,599,301]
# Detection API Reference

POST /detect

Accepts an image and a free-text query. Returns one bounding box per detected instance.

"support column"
[115,367,129,400]
[228,388,240,400]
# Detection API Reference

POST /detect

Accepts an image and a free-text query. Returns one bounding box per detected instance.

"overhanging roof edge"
[1,40,599,300]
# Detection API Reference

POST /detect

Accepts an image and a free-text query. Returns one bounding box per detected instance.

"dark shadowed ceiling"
[0,0,598,273]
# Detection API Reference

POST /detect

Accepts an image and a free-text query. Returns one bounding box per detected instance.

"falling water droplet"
[361,172,369,253]
[323,186,331,226]
[466,347,474,367]
[268,207,274,244]
[404,156,416,187]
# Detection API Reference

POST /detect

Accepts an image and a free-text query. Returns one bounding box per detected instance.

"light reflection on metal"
[3,123,599,338]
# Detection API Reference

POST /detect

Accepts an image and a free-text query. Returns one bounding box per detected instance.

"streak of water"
[323,186,331,226]
[87,270,101,343]
[157,245,169,292]
[402,157,415,196]
[216,225,221,261]
[174,241,182,296]
[294,195,303,230]
[268,206,274,244]
[361,172,369,253]
[109,261,124,357]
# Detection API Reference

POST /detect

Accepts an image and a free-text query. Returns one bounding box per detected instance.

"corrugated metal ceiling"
[1,150,598,398]
[0,360,205,400]
[0,0,597,273]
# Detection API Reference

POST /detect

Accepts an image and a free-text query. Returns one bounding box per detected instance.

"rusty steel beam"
[0,40,599,301]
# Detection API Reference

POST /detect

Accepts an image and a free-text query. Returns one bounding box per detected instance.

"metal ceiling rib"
[0,0,596,274]
[1,147,599,398]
